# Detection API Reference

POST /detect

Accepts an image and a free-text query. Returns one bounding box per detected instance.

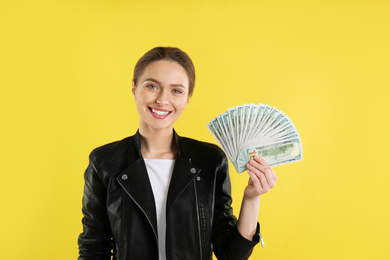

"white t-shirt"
[144,158,175,260]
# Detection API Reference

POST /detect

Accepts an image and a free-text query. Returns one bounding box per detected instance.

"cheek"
[135,95,149,113]
[136,91,153,104]
[175,99,188,110]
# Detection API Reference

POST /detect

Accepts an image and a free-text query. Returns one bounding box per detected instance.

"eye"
[172,89,183,94]
[146,84,158,90]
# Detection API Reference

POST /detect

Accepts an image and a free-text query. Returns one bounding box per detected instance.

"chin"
[144,121,175,131]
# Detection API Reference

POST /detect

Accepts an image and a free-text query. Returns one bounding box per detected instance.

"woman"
[78,47,277,260]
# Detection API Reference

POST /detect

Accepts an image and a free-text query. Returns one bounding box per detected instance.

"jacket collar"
[116,129,201,240]
[133,129,182,158]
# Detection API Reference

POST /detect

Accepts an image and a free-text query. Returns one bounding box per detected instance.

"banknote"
[208,103,303,173]
[207,121,231,159]
[236,139,303,173]
[242,104,258,147]
[216,114,235,158]
[221,112,237,156]
[236,105,244,146]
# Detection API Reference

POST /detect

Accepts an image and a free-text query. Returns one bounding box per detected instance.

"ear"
[132,81,137,101]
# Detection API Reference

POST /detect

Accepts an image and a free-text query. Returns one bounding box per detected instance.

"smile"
[151,108,170,115]
[148,107,172,119]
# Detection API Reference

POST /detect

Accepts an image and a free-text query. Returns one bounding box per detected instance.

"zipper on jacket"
[260,234,265,248]
[193,181,203,260]
[115,243,119,259]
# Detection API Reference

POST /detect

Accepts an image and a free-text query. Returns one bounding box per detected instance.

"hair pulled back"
[133,47,196,97]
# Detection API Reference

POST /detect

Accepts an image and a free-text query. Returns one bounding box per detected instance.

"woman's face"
[132,60,190,132]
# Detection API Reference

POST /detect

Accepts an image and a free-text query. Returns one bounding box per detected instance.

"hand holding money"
[236,154,278,246]
[245,155,278,198]
[207,103,303,173]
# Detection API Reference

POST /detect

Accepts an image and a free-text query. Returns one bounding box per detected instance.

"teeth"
[152,108,169,116]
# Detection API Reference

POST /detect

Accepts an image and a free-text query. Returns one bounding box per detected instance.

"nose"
[156,90,169,106]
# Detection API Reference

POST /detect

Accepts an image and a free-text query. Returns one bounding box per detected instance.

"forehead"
[139,60,189,88]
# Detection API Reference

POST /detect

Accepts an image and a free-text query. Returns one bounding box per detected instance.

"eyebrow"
[143,78,186,89]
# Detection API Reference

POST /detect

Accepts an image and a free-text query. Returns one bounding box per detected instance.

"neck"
[138,125,177,159]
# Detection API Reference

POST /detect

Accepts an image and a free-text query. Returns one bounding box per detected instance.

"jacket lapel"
[117,158,158,239]
[116,132,158,239]
[166,156,201,210]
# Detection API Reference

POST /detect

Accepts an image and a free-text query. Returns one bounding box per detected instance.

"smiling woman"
[77,47,278,260]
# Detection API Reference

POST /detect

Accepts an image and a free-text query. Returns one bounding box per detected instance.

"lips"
[148,107,172,119]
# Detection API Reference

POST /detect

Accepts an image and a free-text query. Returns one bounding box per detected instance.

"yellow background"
[1,0,389,259]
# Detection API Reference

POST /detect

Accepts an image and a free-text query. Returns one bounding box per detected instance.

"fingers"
[250,157,275,187]
[247,170,260,187]
[247,166,268,195]
[246,155,278,193]
[246,163,271,193]
[254,155,278,183]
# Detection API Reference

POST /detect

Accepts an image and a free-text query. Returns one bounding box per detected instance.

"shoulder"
[179,136,227,164]
[180,136,221,153]
[89,135,135,169]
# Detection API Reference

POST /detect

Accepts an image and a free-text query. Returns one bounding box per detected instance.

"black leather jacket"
[78,130,259,260]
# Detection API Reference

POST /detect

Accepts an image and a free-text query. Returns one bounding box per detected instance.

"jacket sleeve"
[78,152,114,260]
[211,148,260,260]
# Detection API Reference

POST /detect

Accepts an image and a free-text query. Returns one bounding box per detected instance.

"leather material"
[78,130,259,260]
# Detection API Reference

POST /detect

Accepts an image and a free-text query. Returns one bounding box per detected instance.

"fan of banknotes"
[207,103,303,173]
